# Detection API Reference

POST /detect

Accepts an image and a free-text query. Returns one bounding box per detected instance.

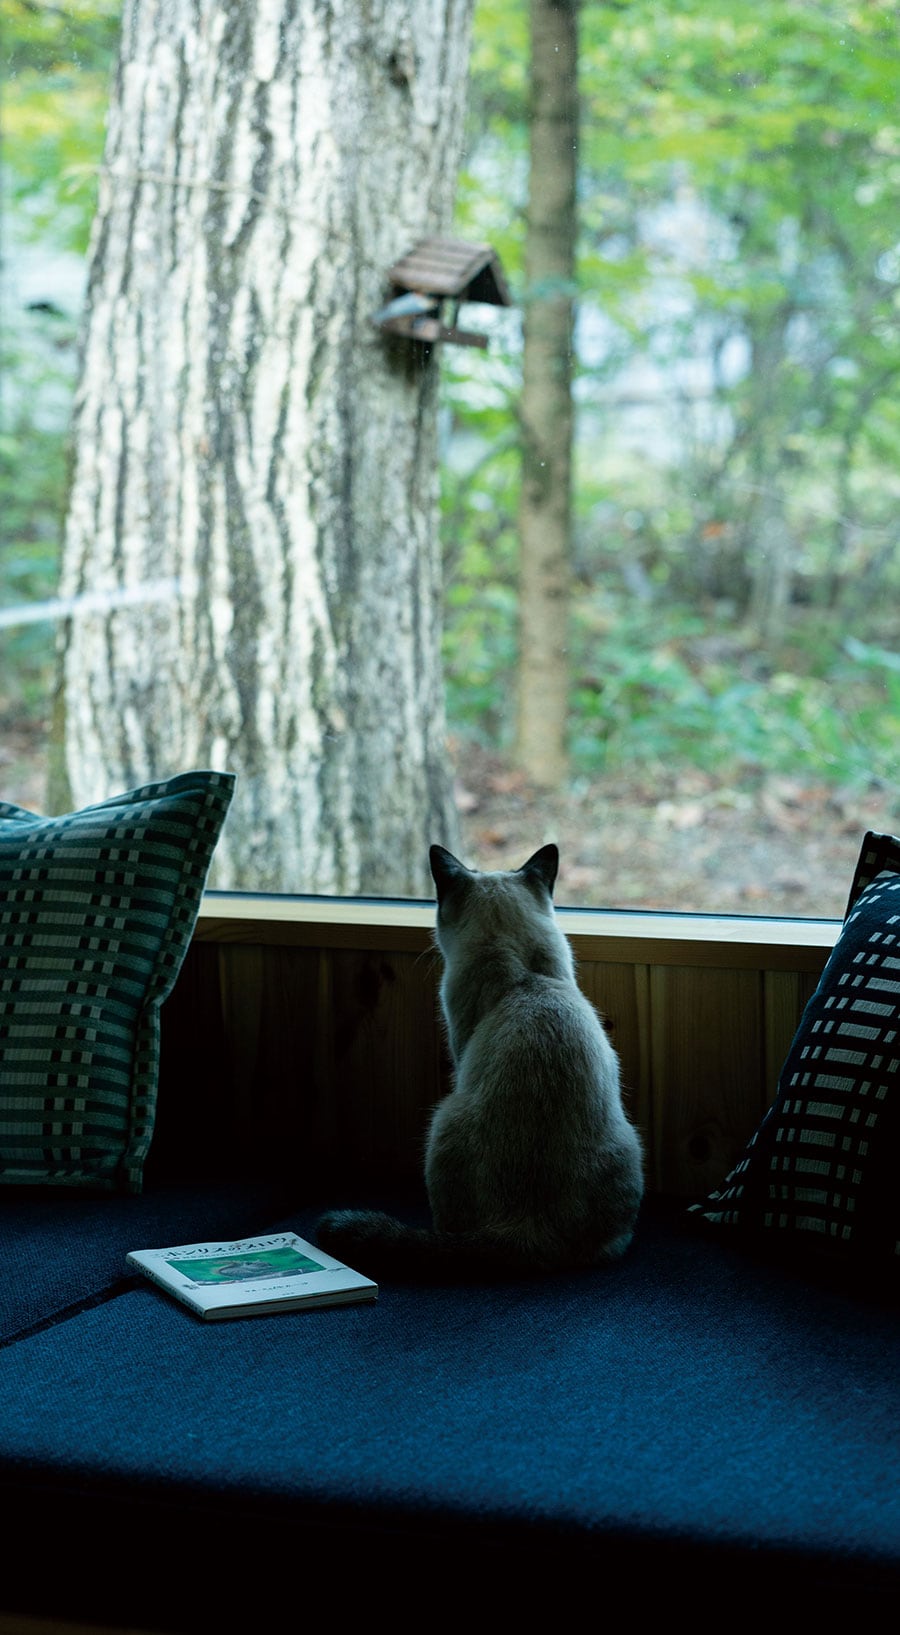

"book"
[126,1229,377,1320]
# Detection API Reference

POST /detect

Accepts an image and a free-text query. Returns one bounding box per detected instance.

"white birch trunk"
[57,0,471,894]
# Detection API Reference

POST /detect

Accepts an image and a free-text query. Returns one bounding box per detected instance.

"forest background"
[3,0,900,916]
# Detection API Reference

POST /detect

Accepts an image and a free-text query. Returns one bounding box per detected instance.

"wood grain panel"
[159,930,820,1203]
[327,946,446,1185]
[647,964,765,1198]
[153,941,231,1179]
[158,942,329,1185]
[763,967,821,1103]
[216,943,325,1181]
[578,959,652,1162]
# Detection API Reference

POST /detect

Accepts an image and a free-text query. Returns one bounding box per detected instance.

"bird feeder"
[372,237,513,349]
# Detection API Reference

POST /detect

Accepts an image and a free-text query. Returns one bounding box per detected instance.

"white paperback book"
[126,1230,378,1320]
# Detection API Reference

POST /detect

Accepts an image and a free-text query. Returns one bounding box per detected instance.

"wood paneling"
[328,947,446,1181]
[646,965,765,1197]
[159,913,831,1199]
[762,967,821,1094]
[579,959,652,1157]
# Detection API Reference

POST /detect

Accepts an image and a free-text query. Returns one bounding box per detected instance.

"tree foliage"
[446,0,900,787]
[3,0,900,821]
[2,0,120,248]
[0,2,121,757]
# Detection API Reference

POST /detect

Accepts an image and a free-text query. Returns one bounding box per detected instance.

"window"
[3,0,898,916]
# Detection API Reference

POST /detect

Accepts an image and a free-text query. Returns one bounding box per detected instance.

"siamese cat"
[315,843,644,1281]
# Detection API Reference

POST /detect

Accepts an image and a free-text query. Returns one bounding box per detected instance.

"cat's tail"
[315,1209,544,1283]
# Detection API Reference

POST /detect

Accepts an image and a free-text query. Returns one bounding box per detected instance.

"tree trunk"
[54,0,471,894]
[515,0,578,786]
[741,306,795,643]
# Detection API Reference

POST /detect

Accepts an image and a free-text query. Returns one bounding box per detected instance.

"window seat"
[2,871,899,1630]
[1,1175,898,1627]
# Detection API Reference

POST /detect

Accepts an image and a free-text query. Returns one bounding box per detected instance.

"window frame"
[196,894,838,973]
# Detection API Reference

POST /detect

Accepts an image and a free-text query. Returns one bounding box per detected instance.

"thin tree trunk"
[54,0,471,894]
[515,0,578,786]
[741,306,795,642]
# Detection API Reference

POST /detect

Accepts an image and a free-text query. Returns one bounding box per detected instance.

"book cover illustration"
[168,1243,323,1284]
[127,1231,378,1320]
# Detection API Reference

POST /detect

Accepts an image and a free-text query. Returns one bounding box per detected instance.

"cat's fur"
[315,843,644,1281]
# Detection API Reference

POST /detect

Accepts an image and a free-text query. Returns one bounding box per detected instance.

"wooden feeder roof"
[387,238,512,308]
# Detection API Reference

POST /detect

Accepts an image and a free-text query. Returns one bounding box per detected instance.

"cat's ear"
[430,844,472,903]
[518,843,559,897]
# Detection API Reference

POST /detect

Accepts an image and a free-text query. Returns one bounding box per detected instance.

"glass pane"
[3,0,898,913]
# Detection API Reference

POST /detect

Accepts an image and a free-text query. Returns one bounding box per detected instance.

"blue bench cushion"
[0,1177,297,1345]
[1,1195,897,1627]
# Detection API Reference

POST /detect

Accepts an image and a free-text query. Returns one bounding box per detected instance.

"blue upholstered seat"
[0,1178,299,1346]
[1,1190,897,1628]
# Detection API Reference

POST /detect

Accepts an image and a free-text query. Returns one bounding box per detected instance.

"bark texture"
[57,0,471,893]
[515,0,578,786]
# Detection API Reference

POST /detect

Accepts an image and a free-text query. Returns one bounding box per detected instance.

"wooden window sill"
[196,892,839,973]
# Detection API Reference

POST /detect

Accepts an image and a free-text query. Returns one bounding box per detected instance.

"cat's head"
[430,843,558,904]
[429,843,561,952]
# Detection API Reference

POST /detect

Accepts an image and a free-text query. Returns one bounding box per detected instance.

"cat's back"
[426,843,644,1265]
[465,965,620,1099]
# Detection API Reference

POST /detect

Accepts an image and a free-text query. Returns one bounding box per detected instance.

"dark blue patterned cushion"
[0,771,234,1193]
[690,830,900,1265]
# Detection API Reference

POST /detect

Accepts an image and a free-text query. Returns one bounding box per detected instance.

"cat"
[314,842,644,1281]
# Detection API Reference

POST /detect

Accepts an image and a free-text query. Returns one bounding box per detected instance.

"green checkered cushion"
[0,770,234,1193]
[689,829,900,1267]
